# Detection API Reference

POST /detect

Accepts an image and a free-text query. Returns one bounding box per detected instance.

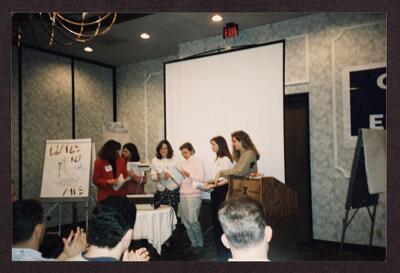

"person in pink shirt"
[178,142,205,256]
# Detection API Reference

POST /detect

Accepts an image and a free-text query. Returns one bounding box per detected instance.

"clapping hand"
[62,227,87,259]
[122,247,150,262]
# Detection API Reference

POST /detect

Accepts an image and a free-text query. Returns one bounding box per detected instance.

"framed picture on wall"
[342,62,386,147]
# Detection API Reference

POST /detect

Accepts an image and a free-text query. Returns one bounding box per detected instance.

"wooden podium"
[228,176,298,217]
[228,176,299,260]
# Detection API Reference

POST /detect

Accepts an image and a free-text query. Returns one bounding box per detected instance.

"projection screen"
[165,41,285,194]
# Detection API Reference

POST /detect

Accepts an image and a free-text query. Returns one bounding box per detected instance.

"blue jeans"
[178,195,203,247]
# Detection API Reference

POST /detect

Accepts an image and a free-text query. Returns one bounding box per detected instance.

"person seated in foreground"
[12,199,86,261]
[67,196,149,262]
[218,196,273,262]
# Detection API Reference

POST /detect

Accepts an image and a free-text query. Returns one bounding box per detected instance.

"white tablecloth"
[133,204,177,254]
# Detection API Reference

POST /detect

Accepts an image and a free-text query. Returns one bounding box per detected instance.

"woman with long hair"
[92,140,135,201]
[122,143,141,162]
[122,143,145,194]
[214,130,260,183]
[150,140,180,212]
[203,136,234,259]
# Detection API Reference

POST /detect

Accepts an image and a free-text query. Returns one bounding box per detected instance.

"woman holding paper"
[213,130,260,183]
[150,140,180,212]
[178,142,205,255]
[122,143,144,194]
[203,136,234,259]
[122,142,141,162]
[92,140,137,201]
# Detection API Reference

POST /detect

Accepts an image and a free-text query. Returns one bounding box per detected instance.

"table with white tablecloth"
[133,204,177,255]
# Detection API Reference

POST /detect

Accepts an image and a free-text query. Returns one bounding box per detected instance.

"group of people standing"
[92,130,260,259]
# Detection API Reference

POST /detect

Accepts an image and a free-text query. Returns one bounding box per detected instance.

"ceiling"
[16,13,309,66]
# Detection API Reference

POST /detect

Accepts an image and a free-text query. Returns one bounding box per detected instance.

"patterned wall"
[12,48,114,226]
[118,58,170,160]
[116,13,387,247]
[74,60,113,153]
[74,60,114,220]
[117,57,176,193]
[21,48,73,226]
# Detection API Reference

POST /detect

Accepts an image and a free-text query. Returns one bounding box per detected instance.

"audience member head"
[12,199,45,248]
[218,196,272,261]
[87,196,136,252]
[98,140,121,162]
[122,143,140,162]
[179,142,195,160]
[156,140,174,159]
[231,130,260,161]
[210,136,233,163]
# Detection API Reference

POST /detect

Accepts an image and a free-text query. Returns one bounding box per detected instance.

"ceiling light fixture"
[84,46,93,52]
[13,12,117,48]
[211,14,223,22]
[140,32,150,39]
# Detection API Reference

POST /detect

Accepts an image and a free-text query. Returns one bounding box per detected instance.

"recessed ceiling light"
[211,14,223,22]
[84,46,93,52]
[140,33,150,39]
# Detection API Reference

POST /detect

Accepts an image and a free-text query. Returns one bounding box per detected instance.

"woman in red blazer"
[93,140,136,201]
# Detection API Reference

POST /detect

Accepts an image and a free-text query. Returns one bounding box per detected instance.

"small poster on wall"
[102,121,130,145]
[342,63,386,146]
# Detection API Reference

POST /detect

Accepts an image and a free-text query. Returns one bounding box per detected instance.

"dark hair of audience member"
[155,140,174,159]
[210,136,233,163]
[218,196,266,249]
[12,199,44,244]
[123,143,141,162]
[87,196,136,248]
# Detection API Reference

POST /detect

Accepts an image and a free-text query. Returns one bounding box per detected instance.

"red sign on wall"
[223,23,239,39]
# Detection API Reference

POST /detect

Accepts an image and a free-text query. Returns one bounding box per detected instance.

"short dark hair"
[123,143,140,162]
[12,199,44,244]
[98,140,121,161]
[179,142,195,154]
[87,196,136,248]
[156,140,174,159]
[218,196,266,249]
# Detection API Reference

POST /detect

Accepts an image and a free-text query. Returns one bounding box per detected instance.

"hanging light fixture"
[14,12,117,48]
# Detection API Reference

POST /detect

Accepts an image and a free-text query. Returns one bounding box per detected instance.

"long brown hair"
[231,130,260,162]
[210,136,233,163]
[98,140,121,162]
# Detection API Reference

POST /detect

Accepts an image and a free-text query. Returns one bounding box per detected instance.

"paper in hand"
[167,166,185,186]
[127,162,140,176]
[192,180,209,191]
[113,173,129,191]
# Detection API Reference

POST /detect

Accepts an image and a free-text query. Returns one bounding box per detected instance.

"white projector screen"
[165,41,285,191]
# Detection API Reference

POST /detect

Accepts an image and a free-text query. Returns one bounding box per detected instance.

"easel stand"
[339,202,378,256]
[43,196,96,237]
[339,129,379,256]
